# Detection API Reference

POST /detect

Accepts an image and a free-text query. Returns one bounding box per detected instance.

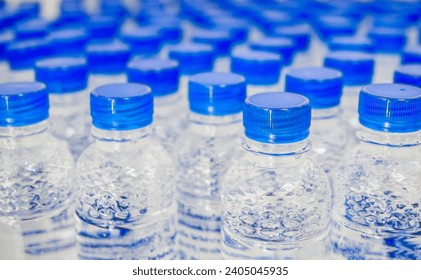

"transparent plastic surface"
[175,113,243,259]
[221,138,332,259]
[8,69,35,82]
[49,90,92,158]
[76,126,176,260]
[152,93,187,153]
[331,128,421,260]
[0,121,75,259]
[309,108,348,177]
[88,74,127,92]
[373,54,400,83]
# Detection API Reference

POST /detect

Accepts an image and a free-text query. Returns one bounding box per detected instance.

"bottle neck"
[0,121,50,149]
[91,125,152,142]
[188,112,242,126]
[356,126,421,147]
[311,106,341,120]
[243,137,311,156]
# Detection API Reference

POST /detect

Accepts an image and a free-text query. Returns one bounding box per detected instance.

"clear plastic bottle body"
[0,121,75,260]
[49,90,92,158]
[221,138,332,259]
[247,84,282,96]
[8,69,35,82]
[373,54,400,83]
[309,107,348,177]
[331,128,421,260]
[152,93,188,153]
[341,85,361,129]
[175,113,243,260]
[0,62,10,83]
[75,126,177,260]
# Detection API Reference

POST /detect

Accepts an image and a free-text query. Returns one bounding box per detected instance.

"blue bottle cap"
[249,37,295,65]
[35,57,88,93]
[394,64,421,87]
[359,83,421,133]
[48,28,89,55]
[401,45,421,64]
[315,15,357,39]
[256,10,295,33]
[231,49,282,86]
[120,26,161,56]
[271,24,311,51]
[14,18,50,40]
[324,51,374,86]
[86,41,131,74]
[0,32,13,60]
[243,92,311,144]
[368,27,407,53]
[88,15,120,40]
[210,17,249,43]
[191,29,234,57]
[149,19,183,44]
[127,58,179,97]
[328,36,375,53]
[6,38,51,70]
[285,67,343,109]
[168,43,215,75]
[90,83,153,131]
[188,72,246,116]
[0,82,49,127]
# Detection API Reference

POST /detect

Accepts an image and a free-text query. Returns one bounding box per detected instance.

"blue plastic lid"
[86,41,131,74]
[90,83,153,131]
[285,67,343,109]
[328,36,375,53]
[271,24,311,51]
[0,32,13,60]
[257,10,295,33]
[324,51,374,86]
[401,45,421,64]
[48,28,89,55]
[120,27,161,55]
[394,64,421,87]
[315,15,357,39]
[210,17,249,43]
[0,82,49,127]
[168,43,215,75]
[189,72,246,116]
[149,20,183,44]
[359,83,421,133]
[88,15,120,40]
[191,29,234,57]
[14,18,50,40]
[35,57,87,93]
[249,37,295,65]
[127,58,179,97]
[7,39,51,70]
[243,92,311,144]
[231,49,283,86]
[368,27,407,53]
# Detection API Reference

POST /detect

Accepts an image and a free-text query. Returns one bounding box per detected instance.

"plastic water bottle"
[87,15,120,42]
[13,18,50,41]
[6,39,50,82]
[401,45,421,65]
[368,27,407,83]
[249,37,295,66]
[331,83,421,260]
[168,43,216,108]
[231,48,283,96]
[221,92,332,260]
[270,24,311,53]
[394,64,421,87]
[0,32,13,83]
[0,82,75,259]
[285,67,347,176]
[35,57,91,158]
[327,36,375,53]
[127,58,184,152]
[120,26,162,56]
[76,83,176,260]
[86,41,130,90]
[176,72,246,260]
[324,51,375,129]
[191,29,234,72]
[48,28,89,56]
